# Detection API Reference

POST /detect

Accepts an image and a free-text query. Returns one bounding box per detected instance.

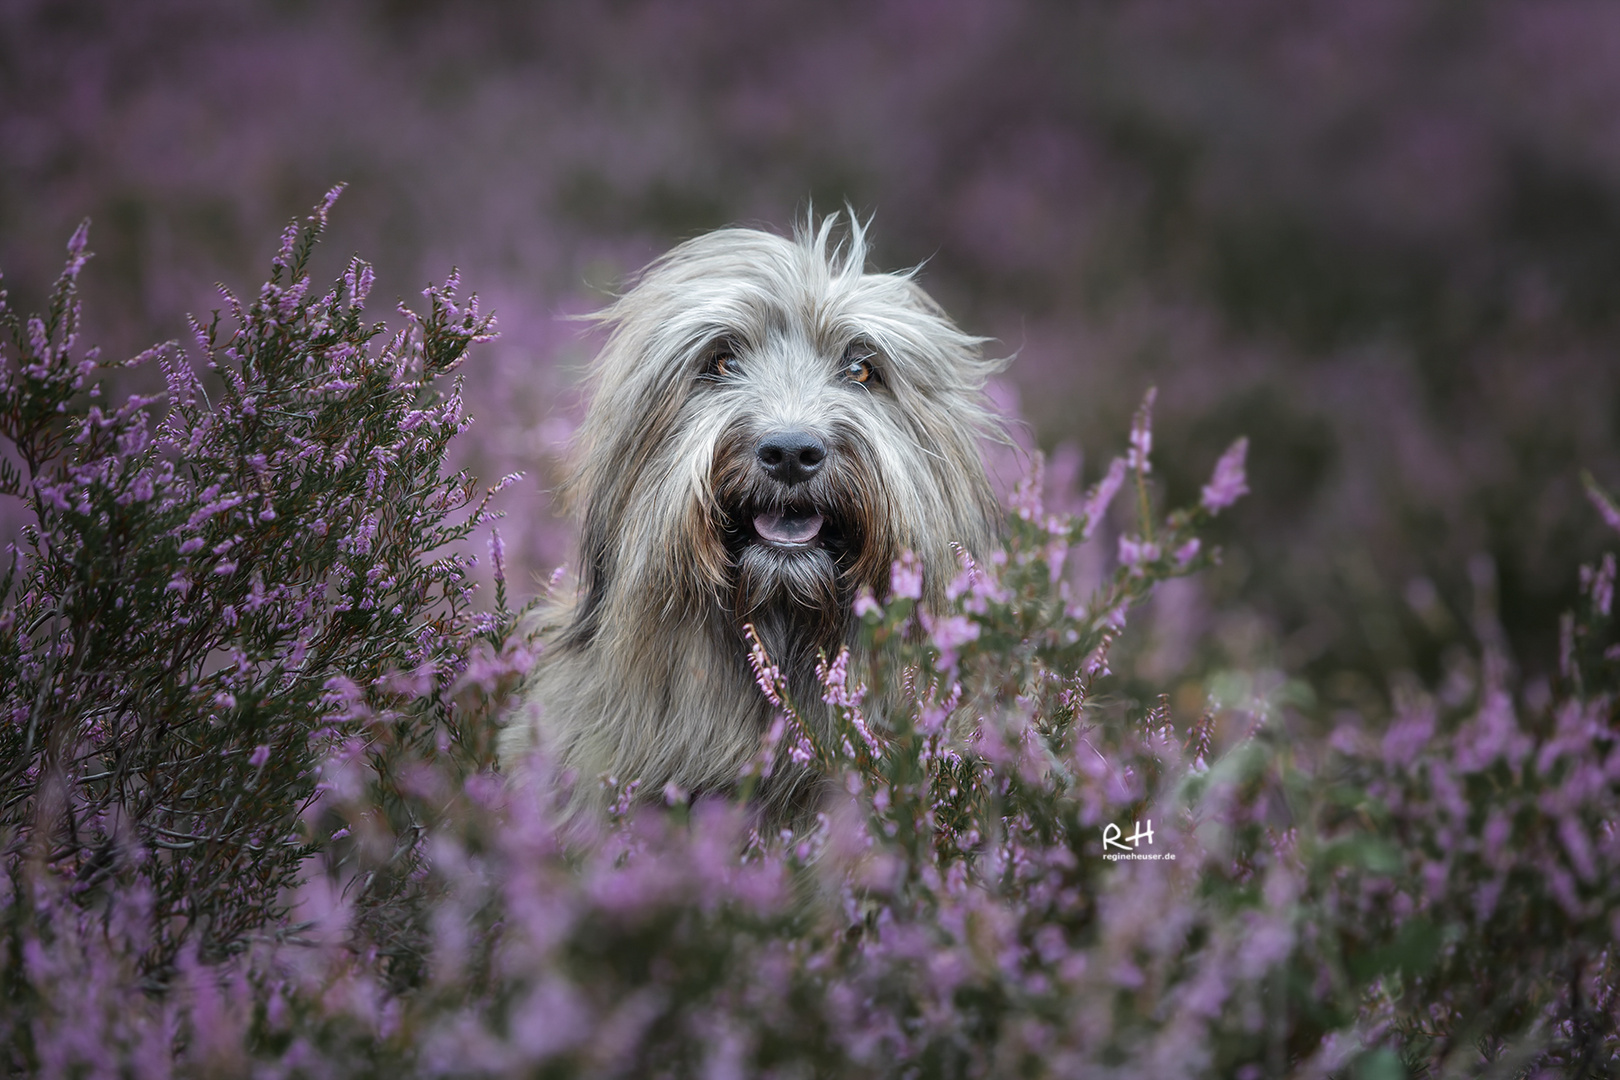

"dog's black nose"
[755,430,826,485]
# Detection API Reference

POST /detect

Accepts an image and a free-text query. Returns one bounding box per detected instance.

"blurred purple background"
[4,0,1619,710]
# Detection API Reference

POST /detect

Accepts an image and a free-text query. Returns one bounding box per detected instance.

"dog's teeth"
[754,511,824,545]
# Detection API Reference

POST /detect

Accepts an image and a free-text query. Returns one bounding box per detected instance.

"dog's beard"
[728,501,851,680]
[734,542,844,663]
[715,445,878,692]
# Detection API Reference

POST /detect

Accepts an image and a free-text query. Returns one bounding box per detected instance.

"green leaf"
[1320,835,1403,874]
[1352,1047,1406,1080]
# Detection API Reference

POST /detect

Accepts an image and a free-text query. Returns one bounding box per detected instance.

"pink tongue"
[754,511,824,545]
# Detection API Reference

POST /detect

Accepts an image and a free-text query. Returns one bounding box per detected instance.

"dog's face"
[707,329,914,647]
[562,219,1002,670]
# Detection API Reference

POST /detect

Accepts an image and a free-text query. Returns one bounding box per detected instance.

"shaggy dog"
[500,215,1003,821]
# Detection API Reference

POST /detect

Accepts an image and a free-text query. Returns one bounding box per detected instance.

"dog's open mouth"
[752,508,825,548]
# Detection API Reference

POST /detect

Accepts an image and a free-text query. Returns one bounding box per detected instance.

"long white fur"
[500,215,1004,822]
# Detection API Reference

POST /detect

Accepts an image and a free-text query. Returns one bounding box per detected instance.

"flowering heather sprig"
[1185,709,1215,772]
[738,627,842,795]
[817,646,882,757]
[1080,456,1127,542]
[1590,552,1614,618]
[816,646,864,712]
[1585,470,1620,535]
[1565,497,1620,697]
[1008,448,1042,521]
[1200,436,1250,513]
[1128,387,1158,549]
[1127,386,1157,475]
[605,777,642,820]
[742,621,786,709]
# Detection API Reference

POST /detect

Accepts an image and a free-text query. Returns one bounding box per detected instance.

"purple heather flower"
[1592,552,1614,616]
[891,550,923,600]
[1118,535,1160,574]
[925,613,980,670]
[1126,387,1157,475]
[1200,437,1250,513]
[489,528,507,587]
[817,647,866,710]
[1584,473,1620,534]
[1081,458,1127,541]
[743,623,785,708]
[917,681,962,735]
[185,493,246,531]
[1381,705,1435,767]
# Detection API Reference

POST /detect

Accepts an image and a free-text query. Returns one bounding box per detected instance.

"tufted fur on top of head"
[502,213,1006,823]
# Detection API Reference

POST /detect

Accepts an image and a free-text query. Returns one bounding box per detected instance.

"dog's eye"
[840,344,879,385]
[704,344,741,379]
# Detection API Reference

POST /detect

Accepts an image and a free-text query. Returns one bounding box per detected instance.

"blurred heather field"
[7,0,1620,716]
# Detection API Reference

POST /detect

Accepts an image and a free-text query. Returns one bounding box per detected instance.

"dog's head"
[561,216,1004,661]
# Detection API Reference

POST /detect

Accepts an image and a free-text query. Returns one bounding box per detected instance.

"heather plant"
[0,188,518,997]
[5,206,1620,1079]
